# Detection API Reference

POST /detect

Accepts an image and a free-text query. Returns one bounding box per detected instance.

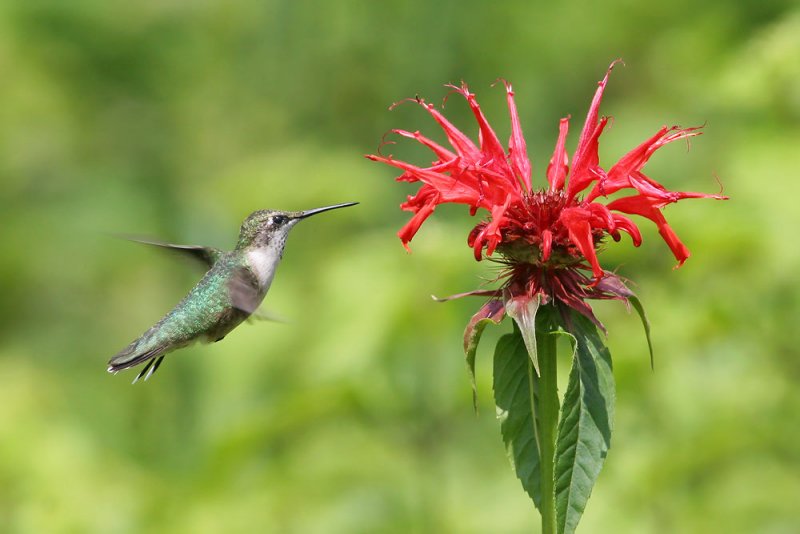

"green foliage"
[494,307,616,534]
[628,294,654,370]
[554,313,616,534]
[493,330,543,508]
[463,299,504,410]
[506,294,543,375]
[1,1,799,532]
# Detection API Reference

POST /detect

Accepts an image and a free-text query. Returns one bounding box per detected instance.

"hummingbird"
[107,202,358,383]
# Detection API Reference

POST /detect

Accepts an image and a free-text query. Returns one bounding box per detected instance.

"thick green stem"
[534,316,559,534]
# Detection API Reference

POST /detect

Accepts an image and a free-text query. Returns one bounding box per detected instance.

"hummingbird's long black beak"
[296,202,358,219]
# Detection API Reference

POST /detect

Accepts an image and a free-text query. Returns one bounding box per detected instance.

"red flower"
[367,62,726,326]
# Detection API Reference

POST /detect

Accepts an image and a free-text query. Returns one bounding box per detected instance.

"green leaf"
[463,300,505,410]
[628,294,654,370]
[554,312,615,534]
[595,274,654,370]
[505,294,542,375]
[493,331,542,509]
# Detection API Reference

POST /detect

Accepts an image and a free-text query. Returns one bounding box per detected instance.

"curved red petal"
[417,99,482,162]
[559,206,604,280]
[367,154,485,207]
[547,117,570,192]
[567,116,608,199]
[392,129,455,163]
[449,85,507,162]
[448,83,521,194]
[397,200,437,250]
[541,229,553,261]
[628,172,728,208]
[567,61,620,198]
[483,194,514,256]
[586,202,616,232]
[586,126,704,201]
[504,82,532,191]
[611,213,642,246]
[606,195,690,265]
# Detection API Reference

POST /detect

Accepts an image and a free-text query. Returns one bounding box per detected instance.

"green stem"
[535,315,559,534]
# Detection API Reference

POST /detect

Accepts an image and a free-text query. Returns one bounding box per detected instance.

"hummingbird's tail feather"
[130,356,165,384]
[107,342,168,375]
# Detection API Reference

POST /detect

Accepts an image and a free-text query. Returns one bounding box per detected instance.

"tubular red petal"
[586,202,616,232]
[367,154,486,207]
[606,195,690,265]
[574,68,611,160]
[587,126,670,200]
[657,219,691,266]
[606,194,656,219]
[482,194,513,256]
[547,117,570,192]
[450,83,506,158]
[417,100,482,162]
[458,164,523,203]
[468,194,513,260]
[472,228,486,260]
[559,207,604,280]
[568,62,619,196]
[627,170,671,196]
[628,172,729,208]
[611,213,642,246]
[448,83,519,191]
[541,229,553,261]
[392,129,456,163]
[586,126,704,201]
[504,81,532,191]
[395,170,419,183]
[397,200,437,250]
[567,116,608,199]
[401,183,482,210]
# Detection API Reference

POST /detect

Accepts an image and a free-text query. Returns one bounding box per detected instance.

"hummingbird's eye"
[270,215,287,226]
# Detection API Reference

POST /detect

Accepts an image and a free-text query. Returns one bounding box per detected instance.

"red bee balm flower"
[367,62,727,328]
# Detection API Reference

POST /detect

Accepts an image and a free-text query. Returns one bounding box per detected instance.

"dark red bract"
[367,62,726,325]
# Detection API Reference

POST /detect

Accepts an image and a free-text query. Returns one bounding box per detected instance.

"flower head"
[367,62,726,327]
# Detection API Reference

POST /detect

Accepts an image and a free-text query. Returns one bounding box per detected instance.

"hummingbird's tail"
[107,341,169,382]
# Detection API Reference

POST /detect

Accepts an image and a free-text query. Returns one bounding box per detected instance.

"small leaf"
[554,312,615,534]
[628,294,654,370]
[493,331,542,509]
[432,289,501,302]
[463,299,505,410]
[505,293,542,375]
[595,274,654,369]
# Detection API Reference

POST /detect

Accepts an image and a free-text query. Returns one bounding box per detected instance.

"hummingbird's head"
[236,202,358,250]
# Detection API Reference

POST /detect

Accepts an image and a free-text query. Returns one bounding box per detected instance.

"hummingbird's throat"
[247,247,282,288]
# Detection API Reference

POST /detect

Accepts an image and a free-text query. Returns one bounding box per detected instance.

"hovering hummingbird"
[107,202,358,383]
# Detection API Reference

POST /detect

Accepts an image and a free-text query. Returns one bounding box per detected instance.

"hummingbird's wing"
[247,310,288,323]
[227,266,263,314]
[120,235,224,270]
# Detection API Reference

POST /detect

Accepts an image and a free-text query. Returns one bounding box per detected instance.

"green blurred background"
[1,1,798,532]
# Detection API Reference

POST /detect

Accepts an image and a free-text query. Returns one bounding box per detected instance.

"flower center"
[480,190,603,269]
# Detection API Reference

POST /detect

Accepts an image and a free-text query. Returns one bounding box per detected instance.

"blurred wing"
[228,266,262,314]
[247,310,287,323]
[120,235,224,270]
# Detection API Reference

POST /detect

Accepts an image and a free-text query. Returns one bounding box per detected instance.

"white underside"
[247,247,281,290]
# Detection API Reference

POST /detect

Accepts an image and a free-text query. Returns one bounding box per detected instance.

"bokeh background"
[1,1,798,533]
